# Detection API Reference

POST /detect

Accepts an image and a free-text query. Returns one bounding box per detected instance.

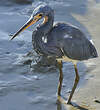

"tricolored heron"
[11,4,98,104]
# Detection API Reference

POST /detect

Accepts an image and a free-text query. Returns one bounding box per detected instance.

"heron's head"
[10,4,54,40]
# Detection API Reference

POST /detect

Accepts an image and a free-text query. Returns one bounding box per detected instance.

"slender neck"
[33,14,54,55]
[38,14,54,34]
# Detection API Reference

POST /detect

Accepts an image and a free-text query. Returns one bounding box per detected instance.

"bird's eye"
[39,13,43,17]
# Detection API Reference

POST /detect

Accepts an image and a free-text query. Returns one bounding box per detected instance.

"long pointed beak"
[10,16,39,40]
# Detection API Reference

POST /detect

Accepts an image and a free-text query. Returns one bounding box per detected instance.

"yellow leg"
[67,64,80,104]
[57,60,63,96]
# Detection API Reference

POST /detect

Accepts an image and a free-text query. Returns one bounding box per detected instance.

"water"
[0,0,100,110]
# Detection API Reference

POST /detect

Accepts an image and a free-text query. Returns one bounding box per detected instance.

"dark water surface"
[0,0,99,110]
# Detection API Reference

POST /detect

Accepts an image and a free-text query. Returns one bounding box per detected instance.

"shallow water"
[0,0,100,110]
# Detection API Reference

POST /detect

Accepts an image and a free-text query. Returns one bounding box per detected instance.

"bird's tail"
[89,42,98,58]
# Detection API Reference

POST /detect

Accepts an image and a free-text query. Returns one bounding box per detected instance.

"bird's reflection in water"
[56,96,90,110]
[57,99,62,110]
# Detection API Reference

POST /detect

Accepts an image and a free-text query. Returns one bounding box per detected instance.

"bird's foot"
[67,101,73,105]
[57,95,74,105]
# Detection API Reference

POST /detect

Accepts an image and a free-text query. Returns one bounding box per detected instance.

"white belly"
[57,56,78,64]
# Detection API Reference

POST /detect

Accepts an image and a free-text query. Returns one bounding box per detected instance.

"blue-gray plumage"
[32,5,97,60]
[11,4,98,104]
